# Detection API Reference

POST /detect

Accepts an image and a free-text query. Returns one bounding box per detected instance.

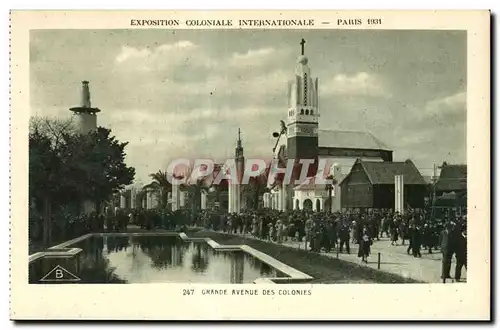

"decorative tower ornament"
[286,38,320,181]
[69,81,101,134]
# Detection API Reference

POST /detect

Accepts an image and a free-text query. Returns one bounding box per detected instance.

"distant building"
[340,159,428,210]
[431,163,467,218]
[435,162,467,196]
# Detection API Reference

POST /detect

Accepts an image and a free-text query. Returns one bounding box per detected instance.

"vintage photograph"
[28,28,468,285]
[10,10,490,320]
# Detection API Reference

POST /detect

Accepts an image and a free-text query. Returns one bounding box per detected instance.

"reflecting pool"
[29,235,288,284]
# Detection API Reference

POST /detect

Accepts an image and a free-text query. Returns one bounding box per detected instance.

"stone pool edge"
[29,232,314,284]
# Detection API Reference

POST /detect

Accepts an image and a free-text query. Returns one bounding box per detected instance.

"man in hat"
[339,219,351,254]
[440,221,456,283]
[454,224,467,282]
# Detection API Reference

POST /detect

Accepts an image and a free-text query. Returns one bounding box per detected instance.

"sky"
[30,29,466,185]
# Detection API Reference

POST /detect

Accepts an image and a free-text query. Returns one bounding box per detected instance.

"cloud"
[320,72,391,98]
[390,89,466,168]
[114,41,213,74]
[229,47,290,68]
[115,41,198,63]
[423,91,466,120]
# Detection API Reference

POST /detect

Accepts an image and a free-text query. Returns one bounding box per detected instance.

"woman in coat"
[358,225,372,263]
[390,218,399,246]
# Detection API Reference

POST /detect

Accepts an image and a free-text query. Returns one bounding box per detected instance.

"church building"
[265,39,394,212]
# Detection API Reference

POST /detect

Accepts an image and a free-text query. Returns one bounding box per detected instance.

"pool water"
[29,235,288,284]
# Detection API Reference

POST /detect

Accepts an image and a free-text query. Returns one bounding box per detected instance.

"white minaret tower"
[69,80,101,134]
[286,38,320,161]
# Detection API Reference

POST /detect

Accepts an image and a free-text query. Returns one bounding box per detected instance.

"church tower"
[286,38,319,177]
[228,128,245,213]
[69,80,101,134]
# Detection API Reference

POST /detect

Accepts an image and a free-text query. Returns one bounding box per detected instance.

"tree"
[29,116,135,246]
[84,127,135,210]
[145,170,172,208]
[29,117,77,246]
[181,177,209,212]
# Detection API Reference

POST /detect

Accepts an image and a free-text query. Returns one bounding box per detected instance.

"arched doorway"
[295,199,300,210]
[303,199,313,210]
[315,199,321,212]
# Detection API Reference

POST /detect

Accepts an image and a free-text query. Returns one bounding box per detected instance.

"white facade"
[171,185,180,211]
[130,187,137,208]
[120,195,126,208]
[201,191,207,210]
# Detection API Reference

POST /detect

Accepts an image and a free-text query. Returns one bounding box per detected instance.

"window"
[310,110,314,115]
[300,109,304,115]
[305,110,309,115]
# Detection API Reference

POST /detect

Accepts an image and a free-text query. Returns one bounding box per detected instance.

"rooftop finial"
[300,38,306,55]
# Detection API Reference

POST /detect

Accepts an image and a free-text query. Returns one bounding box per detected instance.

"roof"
[434,191,467,207]
[341,159,426,185]
[362,159,426,185]
[318,130,391,151]
[293,176,329,191]
[435,164,467,192]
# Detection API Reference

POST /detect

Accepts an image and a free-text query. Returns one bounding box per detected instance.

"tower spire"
[235,128,244,159]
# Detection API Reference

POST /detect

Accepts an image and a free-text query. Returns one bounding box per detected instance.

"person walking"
[390,218,399,246]
[412,224,422,258]
[358,225,372,263]
[454,225,467,282]
[440,222,455,283]
[339,220,350,254]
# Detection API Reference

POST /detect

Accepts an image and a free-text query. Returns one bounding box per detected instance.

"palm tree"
[182,177,209,212]
[144,170,172,209]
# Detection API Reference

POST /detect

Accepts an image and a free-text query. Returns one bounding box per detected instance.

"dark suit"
[440,229,453,281]
[411,227,422,258]
[339,225,350,254]
[455,232,467,280]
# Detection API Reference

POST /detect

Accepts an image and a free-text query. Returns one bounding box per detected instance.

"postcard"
[10,10,490,320]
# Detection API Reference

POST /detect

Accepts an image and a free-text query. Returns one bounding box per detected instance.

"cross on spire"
[300,38,306,55]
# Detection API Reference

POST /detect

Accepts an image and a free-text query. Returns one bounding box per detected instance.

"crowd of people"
[98,205,467,283]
